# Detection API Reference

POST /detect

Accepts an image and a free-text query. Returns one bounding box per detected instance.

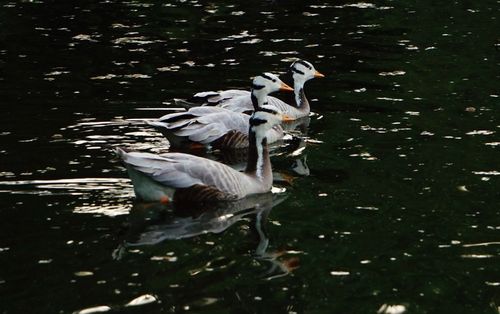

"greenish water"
[0,1,499,313]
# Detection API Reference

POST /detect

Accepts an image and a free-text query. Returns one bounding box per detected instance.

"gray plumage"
[149,103,284,149]
[117,148,268,202]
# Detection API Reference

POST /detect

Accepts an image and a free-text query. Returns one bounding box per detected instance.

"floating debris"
[90,74,117,80]
[335,3,392,10]
[379,70,406,76]
[405,111,420,116]
[38,259,52,264]
[74,305,111,314]
[355,206,379,211]
[457,185,469,192]
[74,271,94,277]
[157,65,181,72]
[377,304,406,314]
[123,74,151,79]
[485,142,500,147]
[125,294,157,307]
[420,131,434,136]
[462,241,500,247]
[461,254,494,259]
[72,34,99,42]
[150,255,178,262]
[377,97,403,102]
[472,171,500,176]
[330,271,350,276]
[466,130,495,135]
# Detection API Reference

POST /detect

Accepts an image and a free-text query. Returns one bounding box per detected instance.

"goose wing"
[150,107,250,144]
[216,94,300,118]
[217,94,254,113]
[157,106,230,125]
[193,89,302,118]
[193,89,250,105]
[266,97,301,118]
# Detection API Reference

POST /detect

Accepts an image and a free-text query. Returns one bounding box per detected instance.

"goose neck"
[251,88,267,109]
[293,79,305,92]
[245,130,271,185]
[293,77,308,111]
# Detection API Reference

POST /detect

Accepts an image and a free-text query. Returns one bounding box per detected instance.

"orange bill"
[314,70,325,78]
[282,114,295,122]
[280,82,294,92]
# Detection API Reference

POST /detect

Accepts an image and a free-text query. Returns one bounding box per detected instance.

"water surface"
[1,1,499,313]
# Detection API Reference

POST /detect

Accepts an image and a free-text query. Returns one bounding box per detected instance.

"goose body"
[117,149,269,202]
[149,106,284,149]
[118,73,293,203]
[192,60,324,120]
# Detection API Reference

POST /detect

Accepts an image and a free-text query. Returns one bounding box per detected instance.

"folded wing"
[117,149,248,197]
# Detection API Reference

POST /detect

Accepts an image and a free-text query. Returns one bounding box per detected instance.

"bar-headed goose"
[149,73,294,149]
[192,60,324,120]
[117,74,291,203]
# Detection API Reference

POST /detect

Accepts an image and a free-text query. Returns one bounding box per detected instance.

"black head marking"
[290,67,305,75]
[261,73,277,83]
[249,117,267,126]
[295,60,312,70]
[251,83,265,90]
[256,107,278,115]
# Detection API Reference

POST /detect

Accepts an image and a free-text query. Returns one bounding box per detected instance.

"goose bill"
[279,82,294,92]
[281,114,294,122]
[314,70,325,78]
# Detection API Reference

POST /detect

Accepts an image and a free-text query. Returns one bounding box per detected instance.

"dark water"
[1,0,499,313]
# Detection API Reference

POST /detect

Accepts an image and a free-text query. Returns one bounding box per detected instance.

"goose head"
[251,72,293,110]
[249,104,291,137]
[289,60,325,86]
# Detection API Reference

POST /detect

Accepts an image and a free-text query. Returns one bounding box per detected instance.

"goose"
[148,73,294,149]
[117,74,292,204]
[191,60,324,119]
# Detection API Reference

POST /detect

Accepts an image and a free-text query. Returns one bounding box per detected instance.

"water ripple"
[0,178,134,213]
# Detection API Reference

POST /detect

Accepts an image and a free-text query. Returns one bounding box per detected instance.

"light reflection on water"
[0,177,134,216]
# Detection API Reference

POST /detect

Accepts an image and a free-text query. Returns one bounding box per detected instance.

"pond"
[0,0,499,313]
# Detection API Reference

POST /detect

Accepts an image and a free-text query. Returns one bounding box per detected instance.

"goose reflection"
[250,203,301,280]
[117,191,286,245]
[282,116,311,133]
[114,191,301,279]
[205,133,312,183]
